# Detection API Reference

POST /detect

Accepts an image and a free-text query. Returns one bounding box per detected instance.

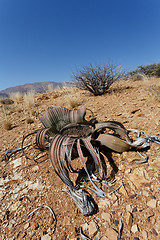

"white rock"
[28,180,44,190]
[131,224,138,233]
[147,199,157,208]
[81,222,89,231]
[24,222,30,230]
[32,165,39,171]
[12,158,22,168]
[41,234,52,240]
[126,205,132,212]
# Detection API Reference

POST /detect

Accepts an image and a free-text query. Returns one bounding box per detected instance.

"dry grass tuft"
[0,98,14,105]
[3,120,12,130]
[68,96,82,108]
[56,87,83,108]
[23,91,35,109]
[9,92,23,103]
[26,118,34,124]
[146,85,160,102]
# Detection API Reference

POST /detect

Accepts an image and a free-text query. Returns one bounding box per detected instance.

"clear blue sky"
[0,0,160,91]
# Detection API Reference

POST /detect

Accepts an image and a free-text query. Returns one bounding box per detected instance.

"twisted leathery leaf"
[63,188,96,216]
[36,105,87,136]
[49,134,75,189]
[32,128,50,150]
[81,137,104,179]
[77,139,105,197]
[92,121,130,142]
[64,137,79,173]
[97,134,132,153]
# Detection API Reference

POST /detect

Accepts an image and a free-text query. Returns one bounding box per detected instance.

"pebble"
[41,234,52,240]
[147,199,157,208]
[24,222,30,230]
[100,237,108,240]
[81,222,89,231]
[28,180,44,190]
[9,201,21,212]
[131,224,139,234]
[126,205,132,212]
[118,182,128,196]
[141,230,148,239]
[88,220,98,237]
[98,198,111,208]
[104,228,118,240]
[12,158,22,168]
[126,212,133,231]
[32,165,39,172]
[101,212,111,223]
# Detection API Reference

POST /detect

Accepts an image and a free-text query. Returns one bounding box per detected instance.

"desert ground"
[0,77,160,239]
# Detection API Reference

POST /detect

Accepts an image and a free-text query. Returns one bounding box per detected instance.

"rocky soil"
[0,78,160,239]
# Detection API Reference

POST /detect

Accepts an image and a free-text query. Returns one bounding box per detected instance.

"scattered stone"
[28,180,44,191]
[12,158,22,168]
[147,199,157,208]
[128,168,149,188]
[8,223,13,230]
[24,222,30,230]
[41,234,52,240]
[141,230,148,239]
[101,212,111,223]
[63,216,71,225]
[9,201,21,212]
[118,183,128,196]
[131,108,140,114]
[98,198,111,208]
[88,220,98,237]
[142,190,149,197]
[104,228,118,240]
[32,165,39,172]
[100,237,108,240]
[126,205,132,212]
[81,222,89,231]
[131,224,139,234]
[126,212,133,231]
[122,152,140,163]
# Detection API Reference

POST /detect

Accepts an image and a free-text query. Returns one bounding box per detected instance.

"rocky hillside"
[0,81,70,98]
[0,78,160,239]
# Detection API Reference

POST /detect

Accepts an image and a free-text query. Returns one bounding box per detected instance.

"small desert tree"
[72,63,124,96]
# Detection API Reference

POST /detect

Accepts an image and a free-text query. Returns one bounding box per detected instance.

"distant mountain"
[0,81,70,98]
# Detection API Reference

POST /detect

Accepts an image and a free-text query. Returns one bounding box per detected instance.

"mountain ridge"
[0,81,70,98]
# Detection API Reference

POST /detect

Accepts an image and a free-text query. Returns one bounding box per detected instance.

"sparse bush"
[72,63,124,96]
[128,62,160,78]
